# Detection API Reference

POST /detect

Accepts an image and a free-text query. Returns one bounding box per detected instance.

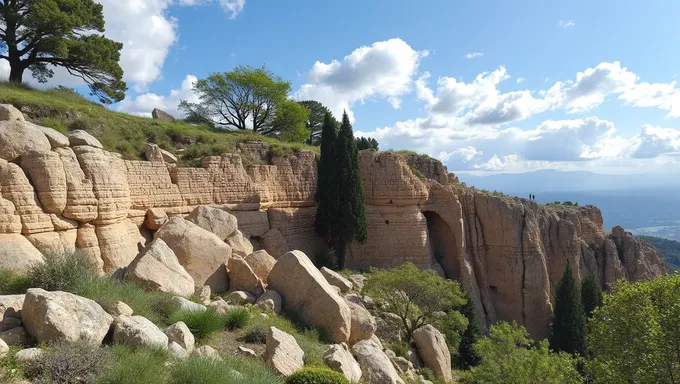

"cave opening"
[424,211,461,280]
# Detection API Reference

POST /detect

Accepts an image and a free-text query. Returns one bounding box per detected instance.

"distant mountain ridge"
[638,236,680,271]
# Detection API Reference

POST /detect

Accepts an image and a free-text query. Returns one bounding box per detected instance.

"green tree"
[298,100,334,145]
[580,274,602,318]
[356,136,378,150]
[457,293,482,368]
[314,112,338,242]
[469,322,581,384]
[550,262,587,355]
[180,66,308,140]
[587,275,680,383]
[0,0,127,104]
[363,262,466,340]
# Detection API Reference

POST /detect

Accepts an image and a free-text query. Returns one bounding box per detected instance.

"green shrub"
[224,307,251,331]
[0,269,30,294]
[26,251,96,292]
[94,345,168,384]
[285,367,350,384]
[168,309,226,342]
[169,356,283,384]
[23,342,113,384]
[385,342,410,358]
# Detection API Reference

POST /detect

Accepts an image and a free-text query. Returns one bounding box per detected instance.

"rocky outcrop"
[352,339,404,384]
[266,326,304,376]
[412,325,451,381]
[125,238,195,296]
[324,343,363,384]
[113,315,168,349]
[152,108,175,122]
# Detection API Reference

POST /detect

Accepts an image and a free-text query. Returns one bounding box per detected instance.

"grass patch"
[26,251,97,292]
[0,269,30,295]
[224,307,251,331]
[94,345,169,384]
[169,356,283,384]
[408,165,425,179]
[0,346,26,382]
[285,366,350,384]
[23,342,113,384]
[168,309,226,342]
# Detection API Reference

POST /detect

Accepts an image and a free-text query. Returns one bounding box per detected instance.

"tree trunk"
[336,240,346,270]
[9,63,24,83]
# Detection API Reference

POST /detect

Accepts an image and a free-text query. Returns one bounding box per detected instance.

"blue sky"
[11,0,680,175]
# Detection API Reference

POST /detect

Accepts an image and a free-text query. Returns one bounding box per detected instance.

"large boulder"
[154,217,231,292]
[268,250,352,343]
[125,238,195,296]
[347,300,377,345]
[351,339,404,384]
[412,325,452,381]
[0,234,44,273]
[0,294,25,329]
[113,315,168,349]
[0,120,51,161]
[266,326,304,376]
[0,326,30,346]
[324,343,363,384]
[244,250,277,283]
[152,108,175,122]
[321,267,353,292]
[348,274,367,292]
[165,321,195,353]
[226,230,254,258]
[173,296,207,312]
[39,127,69,148]
[21,289,113,345]
[185,205,238,240]
[145,208,168,230]
[227,256,264,295]
[255,290,282,313]
[261,228,290,258]
[0,104,25,121]
[67,130,102,148]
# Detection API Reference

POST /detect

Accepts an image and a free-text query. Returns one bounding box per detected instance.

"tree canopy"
[0,0,127,104]
[550,262,587,355]
[314,112,338,242]
[356,136,379,150]
[581,274,602,318]
[298,100,334,145]
[179,65,309,141]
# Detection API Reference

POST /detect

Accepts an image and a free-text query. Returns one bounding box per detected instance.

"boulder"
[169,341,189,359]
[197,285,211,305]
[0,326,30,346]
[321,267,353,292]
[39,127,69,148]
[347,300,377,345]
[154,217,231,292]
[412,324,451,381]
[125,238,195,296]
[165,321,195,353]
[227,230,254,258]
[68,130,102,148]
[266,326,304,376]
[229,210,269,237]
[0,294,25,330]
[207,298,232,314]
[351,339,404,384]
[106,301,134,317]
[255,290,282,313]
[261,228,290,258]
[0,121,51,161]
[173,296,207,312]
[225,291,256,305]
[407,346,423,369]
[348,274,368,291]
[185,206,237,240]
[145,208,168,230]
[227,256,264,295]
[0,234,44,273]
[21,289,112,345]
[15,347,43,365]
[389,355,414,374]
[324,343,363,384]
[0,338,7,358]
[268,250,351,343]
[152,108,175,122]
[193,345,220,359]
[113,315,168,349]
[0,104,25,121]
[244,250,277,283]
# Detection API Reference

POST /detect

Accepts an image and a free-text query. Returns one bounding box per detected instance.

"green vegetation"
[0,269,30,295]
[168,309,229,342]
[0,0,126,104]
[468,322,581,384]
[586,274,680,383]
[550,263,587,355]
[356,136,379,150]
[314,112,338,254]
[638,235,680,270]
[298,100,335,145]
[25,251,96,292]
[224,306,251,331]
[169,356,284,384]
[580,275,602,318]
[546,201,580,207]
[94,345,170,384]
[456,294,482,368]
[285,367,349,384]
[364,262,466,340]
[0,346,25,382]
[24,342,113,384]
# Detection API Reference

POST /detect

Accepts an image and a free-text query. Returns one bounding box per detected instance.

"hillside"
[0,83,316,167]
[638,236,680,271]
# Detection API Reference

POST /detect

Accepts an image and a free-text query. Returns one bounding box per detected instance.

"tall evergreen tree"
[457,294,482,368]
[581,275,602,318]
[550,262,587,355]
[314,112,338,240]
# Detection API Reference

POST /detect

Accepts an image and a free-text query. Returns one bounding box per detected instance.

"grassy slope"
[638,235,680,271]
[0,83,317,166]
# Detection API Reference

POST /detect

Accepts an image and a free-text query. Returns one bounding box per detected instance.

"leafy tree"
[0,0,127,104]
[298,100,334,145]
[469,322,581,384]
[180,66,308,140]
[580,274,602,318]
[550,262,587,355]
[457,293,482,368]
[314,112,338,243]
[363,262,466,339]
[587,275,680,383]
[356,136,379,150]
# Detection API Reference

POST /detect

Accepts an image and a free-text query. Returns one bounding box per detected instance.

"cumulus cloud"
[629,125,680,158]
[559,20,576,28]
[294,38,428,121]
[116,74,199,117]
[465,52,484,59]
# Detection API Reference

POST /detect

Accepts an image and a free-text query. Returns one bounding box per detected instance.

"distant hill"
[638,236,680,271]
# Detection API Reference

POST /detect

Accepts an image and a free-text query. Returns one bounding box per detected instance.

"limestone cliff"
[0,106,666,340]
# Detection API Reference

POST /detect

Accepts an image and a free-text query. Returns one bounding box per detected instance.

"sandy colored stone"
[113,315,168,349]
[25,229,77,255]
[76,223,104,274]
[228,256,264,295]
[324,343,363,384]
[15,348,43,365]
[351,339,404,384]
[169,341,189,359]
[166,321,195,352]
[197,285,211,305]
[68,130,102,148]
[348,274,367,291]
[267,207,327,258]
[96,219,144,272]
[225,291,255,305]
[0,197,21,234]
[229,210,269,237]
[193,345,220,359]
[226,229,253,258]
[0,337,7,358]
[145,208,168,230]
[53,147,98,222]
[244,250,277,283]
[0,234,44,273]
[107,301,134,317]
[125,160,182,210]
[152,108,175,122]
[255,290,282,313]
[266,326,304,376]
[38,127,69,148]
[0,159,52,234]
[0,295,25,328]
[126,238,195,296]
[0,104,24,121]
[321,267,353,293]
[20,150,67,214]
[173,296,207,312]
[260,228,290,258]
[268,250,352,343]
[0,121,51,161]
[412,324,452,381]
[347,300,377,345]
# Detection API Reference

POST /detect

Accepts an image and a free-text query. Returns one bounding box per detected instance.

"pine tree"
[550,262,587,355]
[581,274,603,318]
[314,112,338,240]
[457,294,482,368]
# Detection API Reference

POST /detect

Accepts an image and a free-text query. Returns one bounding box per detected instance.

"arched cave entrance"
[424,211,461,280]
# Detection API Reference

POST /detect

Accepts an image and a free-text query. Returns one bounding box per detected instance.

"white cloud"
[465,52,484,59]
[559,20,576,28]
[220,0,246,19]
[294,38,428,121]
[116,74,199,117]
[516,77,526,83]
[629,125,680,158]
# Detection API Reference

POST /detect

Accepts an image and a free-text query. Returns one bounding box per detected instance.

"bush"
[26,251,97,292]
[24,342,113,384]
[170,356,283,384]
[313,251,337,270]
[94,345,168,384]
[285,367,350,384]
[224,307,251,331]
[168,309,226,342]
[0,269,31,294]
[385,342,410,358]
[241,324,268,344]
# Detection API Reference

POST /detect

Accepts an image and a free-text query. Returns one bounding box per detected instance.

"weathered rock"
[228,256,264,295]
[268,250,352,343]
[321,267,353,292]
[145,208,168,230]
[351,339,404,384]
[261,228,290,258]
[389,355,414,374]
[0,326,31,346]
[68,130,102,148]
[407,346,423,369]
[0,337,7,358]
[0,104,25,121]
[229,210,269,237]
[0,121,51,161]
[193,345,220,359]
[244,250,277,283]
[152,108,175,122]
[324,343,363,384]
[15,347,43,365]
[266,326,304,376]
[106,301,134,317]
[21,289,112,345]
[197,285,211,305]
[173,296,207,312]
[375,314,402,344]
[347,300,377,345]
[154,217,231,292]
[227,230,254,258]
[225,291,256,305]
[39,127,69,148]
[348,274,367,292]
[75,224,104,274]
[412,325,451,381]
[169,341,189,359]
[113,315,168,349]
[255,290,282,313]
[126,238,195,296]
[0,294,24,331]
[0,234,44,273]
[208,298,232,314]
[237,345,257,358]
[185,205,238,240]
[166,321,195,353]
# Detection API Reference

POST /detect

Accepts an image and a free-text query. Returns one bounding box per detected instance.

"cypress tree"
[314,112,338,240]
[550,262,587,355]
[581,274,603,318]
[457,294,482,368]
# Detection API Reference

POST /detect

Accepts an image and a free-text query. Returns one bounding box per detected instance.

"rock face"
[185,205,238,240]
[227,256,264,295]
[244,250,277,283]
[0,234,44,272]
[412,325,451,381]
[351,339,404,384]
[268,250,352,343]
[21,289,113,345]
[125,238,195,296]
[324,343,363,384]
[266,326,304,376]
[347,300,377,345]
